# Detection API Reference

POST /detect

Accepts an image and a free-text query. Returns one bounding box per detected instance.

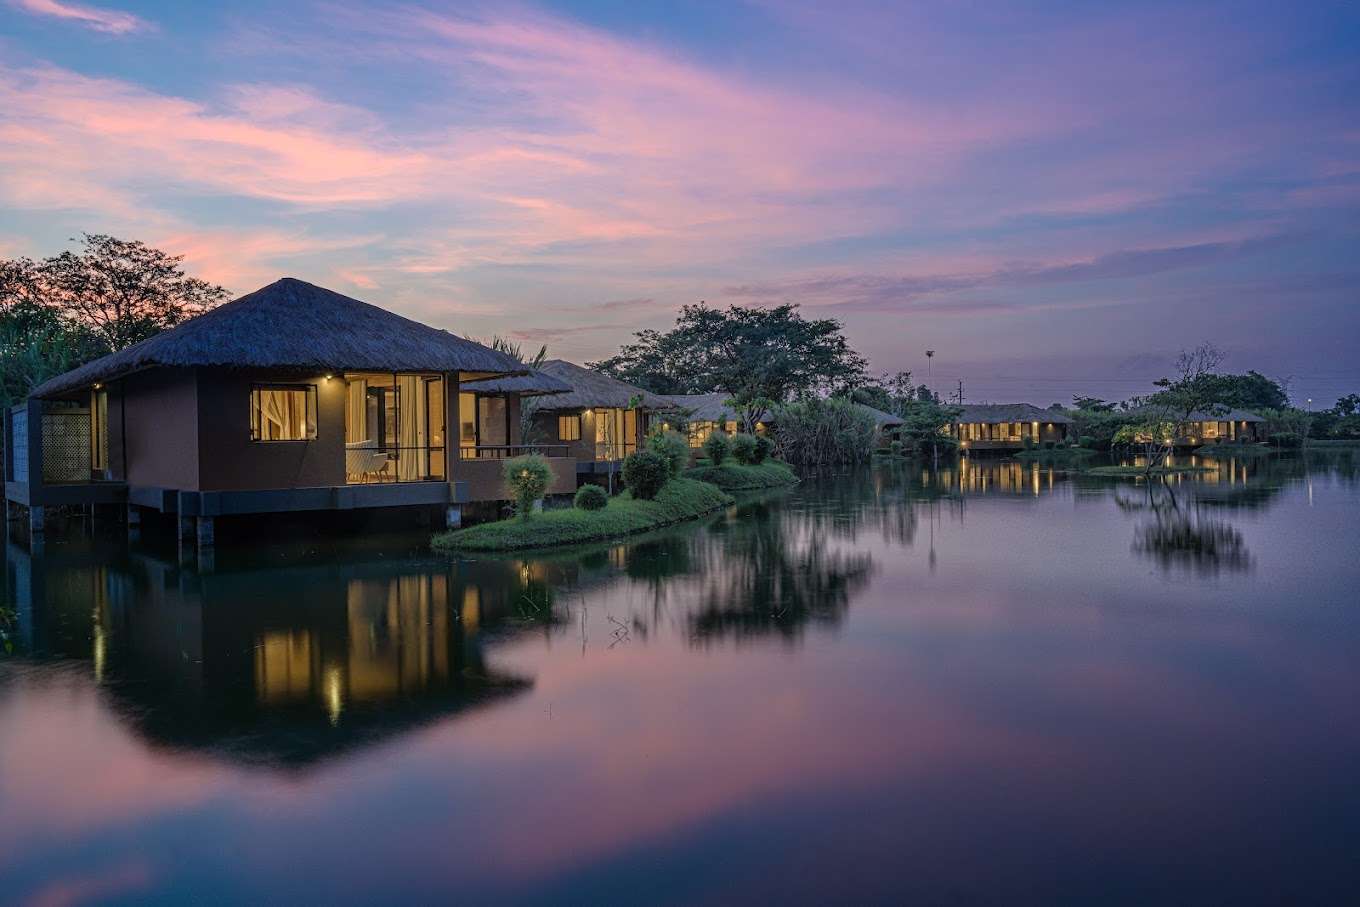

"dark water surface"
[3,453,1359,903]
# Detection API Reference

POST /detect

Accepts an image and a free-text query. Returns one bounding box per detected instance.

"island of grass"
[432,477,734,552]
[682,461,799,491]
[1084,464,1215,477]
[1193,442,1272,456]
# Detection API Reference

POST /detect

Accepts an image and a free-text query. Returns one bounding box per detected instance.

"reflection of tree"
[687,499,873,645]
[1116,482,1252,576]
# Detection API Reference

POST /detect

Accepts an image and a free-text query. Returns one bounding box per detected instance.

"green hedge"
[432,477,733,552]
[683,461,799,491]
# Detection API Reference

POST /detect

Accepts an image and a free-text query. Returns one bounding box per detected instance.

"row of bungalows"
[947,402,1267,451]
[1,279,669,543]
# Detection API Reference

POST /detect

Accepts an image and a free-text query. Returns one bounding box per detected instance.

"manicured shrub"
[702,432,730,466]
[647,430,689,477]
[574,483,608,511]
[889,439,904,457]
[623,449,670,500]
[1022,436,1036,451]
[1270,432,1303,449]
[753,435,775,464]
[729,432,758,464]
[1043,440,1056,450]
[1079,435,1095,449]
[503,454,551,520]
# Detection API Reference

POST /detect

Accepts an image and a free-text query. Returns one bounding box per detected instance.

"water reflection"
[4,539,544,769]
[1,452,1358,902]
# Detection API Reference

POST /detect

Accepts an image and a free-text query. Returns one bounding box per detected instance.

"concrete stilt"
[196,515,215,552]
[444,505,463,529]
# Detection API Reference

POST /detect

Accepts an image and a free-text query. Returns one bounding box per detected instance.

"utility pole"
[955,380,964,406]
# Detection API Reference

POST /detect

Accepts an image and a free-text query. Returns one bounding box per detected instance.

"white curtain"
[346,378,367,443]
[396,375,426,480]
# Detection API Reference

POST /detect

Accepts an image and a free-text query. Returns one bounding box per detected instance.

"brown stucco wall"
[196,370,345,492]
[122,368,201,490]
[535,406,650,462]
[460,455,576,501]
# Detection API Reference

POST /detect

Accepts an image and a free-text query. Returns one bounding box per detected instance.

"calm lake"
[2,452,1358,904]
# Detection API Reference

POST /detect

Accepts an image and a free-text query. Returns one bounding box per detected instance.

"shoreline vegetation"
[683,461,799,490]
[432,477,733,552]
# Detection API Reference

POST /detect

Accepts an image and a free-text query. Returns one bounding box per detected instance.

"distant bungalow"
[660,393,751,447]
[661,393,903,449]
[473,359,674,476]
[1122,406,1266,446]
[948,403,1073,451]
[4,278,579,546]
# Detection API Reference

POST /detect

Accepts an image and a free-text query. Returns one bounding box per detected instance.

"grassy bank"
[1307,439,1360,448]
[432,477,734,552]
[1084,464,1214,477]
[683,461,799,491]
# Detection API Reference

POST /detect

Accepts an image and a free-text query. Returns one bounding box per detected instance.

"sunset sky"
[2,0,1357,405]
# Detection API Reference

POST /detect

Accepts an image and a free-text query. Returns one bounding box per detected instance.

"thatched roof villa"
[6,278,578,546]
[948,403,1073,450]
[478,359,674,473]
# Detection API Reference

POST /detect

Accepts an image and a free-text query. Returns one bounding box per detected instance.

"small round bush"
[647,430,689,477]
[753,435,775,464]
[1022,436,1036,451]
[729,432,758,464]
[503,454,551,520]
[889,439,904,457]
[1079,435,1095,449]
[702,432,730,466]
[574,483,608,511]
[622,449,670,500]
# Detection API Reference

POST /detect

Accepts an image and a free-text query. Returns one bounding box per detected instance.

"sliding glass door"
[343,373,445,483]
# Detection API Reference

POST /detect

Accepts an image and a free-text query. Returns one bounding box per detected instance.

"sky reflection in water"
[1,452,1358,903]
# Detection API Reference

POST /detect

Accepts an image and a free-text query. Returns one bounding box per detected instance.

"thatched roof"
[661,392,753,422]
[31,278,527,398]
[461,368,573,397]
[855,403,903,427]
[1124,405,1264,423]
[956,403,1074,425]
[528,360,676,411]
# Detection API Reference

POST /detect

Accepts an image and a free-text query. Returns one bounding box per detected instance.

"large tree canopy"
[590,302,867,427]
[38,233,228,351]
[1,234,227,407]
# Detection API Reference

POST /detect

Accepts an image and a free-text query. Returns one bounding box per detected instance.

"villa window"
[251,384,317,441]
[90,388,108,472]
[558,414,582,441]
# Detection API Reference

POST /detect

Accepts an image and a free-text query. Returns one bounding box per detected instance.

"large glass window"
[594,407,637,460]
[343,373,445,483]
[90,388,108,472]
[251,385,317,441]
[558,414,581,441]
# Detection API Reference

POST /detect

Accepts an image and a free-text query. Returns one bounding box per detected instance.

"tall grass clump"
[769,397,877,467]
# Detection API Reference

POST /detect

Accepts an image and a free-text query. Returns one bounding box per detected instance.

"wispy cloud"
[9,0,149,34]
[723,236,1300,313]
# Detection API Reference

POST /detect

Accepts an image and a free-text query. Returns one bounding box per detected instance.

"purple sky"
[2,0,1358,405]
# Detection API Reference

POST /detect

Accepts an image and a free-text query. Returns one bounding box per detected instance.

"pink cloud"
[9,0,148,35]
